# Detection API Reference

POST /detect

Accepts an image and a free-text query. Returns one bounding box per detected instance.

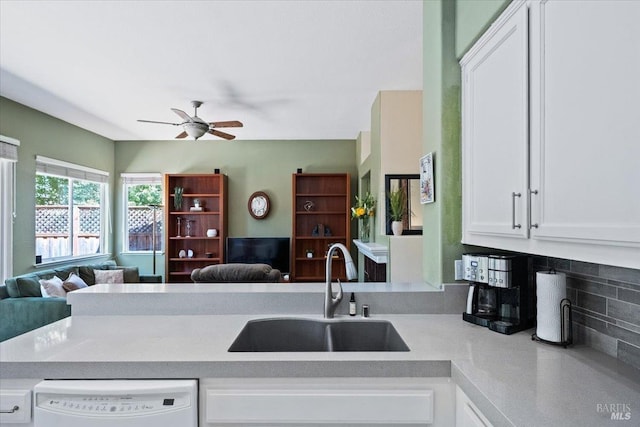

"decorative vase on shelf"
[174,187,183,210]
[359,216,371,243]
[392,221,404,236]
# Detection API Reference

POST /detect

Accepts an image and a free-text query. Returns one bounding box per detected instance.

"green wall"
[421,0,510,286]
[455,0,511,58]
[0,97,115,275]
[114,139,357,276]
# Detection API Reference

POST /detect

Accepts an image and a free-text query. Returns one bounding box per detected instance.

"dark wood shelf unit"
[165,174,227,283]
[292,173,351,282]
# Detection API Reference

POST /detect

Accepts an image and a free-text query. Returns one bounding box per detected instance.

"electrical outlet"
[454,259,463,280]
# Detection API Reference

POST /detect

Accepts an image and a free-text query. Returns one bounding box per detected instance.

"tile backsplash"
[532,256,640,371]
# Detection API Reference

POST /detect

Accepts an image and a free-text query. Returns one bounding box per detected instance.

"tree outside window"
[125,181,163,252]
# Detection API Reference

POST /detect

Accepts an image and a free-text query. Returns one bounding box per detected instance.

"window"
[35,156,108,262]
[0,135,19,281]
[122,173,163,252]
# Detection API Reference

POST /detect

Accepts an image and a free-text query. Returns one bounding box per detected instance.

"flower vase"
[359,216,371,243]
[392,221,404,236]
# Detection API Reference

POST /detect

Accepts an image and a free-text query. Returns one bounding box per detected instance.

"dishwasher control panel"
[33,380,197,427]
[37,393,189,416]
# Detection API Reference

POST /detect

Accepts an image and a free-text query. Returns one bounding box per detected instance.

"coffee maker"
[462,253,535,335]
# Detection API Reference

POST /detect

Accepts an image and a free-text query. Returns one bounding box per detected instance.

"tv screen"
[226,237,290,273]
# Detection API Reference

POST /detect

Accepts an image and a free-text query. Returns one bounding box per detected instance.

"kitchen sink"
[228,318,409,352]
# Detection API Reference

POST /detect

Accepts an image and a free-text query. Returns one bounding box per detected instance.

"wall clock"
[248,191,270,219]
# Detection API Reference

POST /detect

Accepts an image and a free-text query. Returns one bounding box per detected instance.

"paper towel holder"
[532,297,573,348]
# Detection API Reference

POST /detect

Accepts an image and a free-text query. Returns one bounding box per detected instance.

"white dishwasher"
[33,379,197,427]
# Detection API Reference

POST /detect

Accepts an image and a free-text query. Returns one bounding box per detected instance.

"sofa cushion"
[191,263,281,283]
[15,276,44,297]
[93,269,124,284]
[78,261,117,285]
[62,272,89,292]
[39,276,67,298]
[108,266,139,283]
[53,266,78,280]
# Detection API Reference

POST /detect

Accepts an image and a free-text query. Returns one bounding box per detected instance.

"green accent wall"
[114,139,357,276]
[422,0,510,286]
[455,0,511,58]
[0,97,115,276]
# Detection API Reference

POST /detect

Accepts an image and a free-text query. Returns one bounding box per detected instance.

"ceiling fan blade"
[171,108,192,122]
[208,129,236,140]
[175,131,188,139]
[137,119,180,126]
[210,120,243,128]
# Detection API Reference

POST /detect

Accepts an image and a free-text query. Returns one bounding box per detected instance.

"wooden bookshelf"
[164,174,227,283]
[291,173,351,282]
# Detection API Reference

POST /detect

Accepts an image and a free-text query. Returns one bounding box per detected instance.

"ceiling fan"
[137,101,243,140]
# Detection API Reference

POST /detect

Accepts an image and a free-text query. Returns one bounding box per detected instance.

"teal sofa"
[1,260,161,341]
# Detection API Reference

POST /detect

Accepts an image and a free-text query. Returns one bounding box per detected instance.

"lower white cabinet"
[455,387,493,427]
[0,379,42,427]
[201,377,455,426]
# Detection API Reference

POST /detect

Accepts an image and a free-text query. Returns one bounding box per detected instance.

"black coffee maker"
[462,254,535,335]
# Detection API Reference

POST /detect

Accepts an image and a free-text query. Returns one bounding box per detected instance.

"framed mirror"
[385,174,422,235]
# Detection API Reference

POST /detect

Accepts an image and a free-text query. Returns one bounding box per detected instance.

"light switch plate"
[454,260,463,281]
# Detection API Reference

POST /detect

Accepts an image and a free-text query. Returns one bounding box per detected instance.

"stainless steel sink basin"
[228,318,409,352]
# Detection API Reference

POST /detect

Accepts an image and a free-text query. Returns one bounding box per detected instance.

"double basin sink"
[229,318,409,352]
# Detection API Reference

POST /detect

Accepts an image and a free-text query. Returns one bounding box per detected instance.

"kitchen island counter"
[1,312,638,426]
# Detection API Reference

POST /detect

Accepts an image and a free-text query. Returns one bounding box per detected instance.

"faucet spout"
[324,243,357,318]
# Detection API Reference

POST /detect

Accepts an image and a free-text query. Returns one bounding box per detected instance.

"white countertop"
[1,312,638,427]
[1,284,638,426]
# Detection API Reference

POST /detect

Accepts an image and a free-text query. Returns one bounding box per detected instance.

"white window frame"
[0,135,19,282]
[35,156,109,263]
[121,173,163,253]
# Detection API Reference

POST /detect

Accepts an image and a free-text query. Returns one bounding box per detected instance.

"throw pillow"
[93,269,124,284]
[39,276,67,298]
[108,265,139,283]
[63,272,89,292]
[15,276,43,297]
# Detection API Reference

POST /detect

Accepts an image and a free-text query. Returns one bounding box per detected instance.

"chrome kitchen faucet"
[324,243,358,318]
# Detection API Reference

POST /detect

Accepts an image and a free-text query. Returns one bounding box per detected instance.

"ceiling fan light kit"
[138,100,243,141]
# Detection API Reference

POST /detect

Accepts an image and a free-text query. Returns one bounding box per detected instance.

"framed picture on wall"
[420,152,434,204]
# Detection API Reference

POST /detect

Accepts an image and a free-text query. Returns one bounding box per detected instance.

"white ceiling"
[0,0,423,142]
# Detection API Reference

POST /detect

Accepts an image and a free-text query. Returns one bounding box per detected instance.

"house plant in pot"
[389,188,406,236]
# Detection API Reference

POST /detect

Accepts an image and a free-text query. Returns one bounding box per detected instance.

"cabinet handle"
[529,189,539,229]
[512,192,522,229]
[0,405,19,414]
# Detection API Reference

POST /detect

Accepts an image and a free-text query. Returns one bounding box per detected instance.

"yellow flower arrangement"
[351,192,376,219]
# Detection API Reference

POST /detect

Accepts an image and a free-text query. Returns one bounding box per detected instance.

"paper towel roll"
[536,271,567,342]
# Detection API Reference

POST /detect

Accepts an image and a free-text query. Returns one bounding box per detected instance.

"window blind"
[121,172,162,184]
[0,135,19,162]
[36,155,109,183]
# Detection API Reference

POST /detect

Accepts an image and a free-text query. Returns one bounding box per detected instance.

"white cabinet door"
[529,0,640,249]
[461,1,529,243]
[455,387,494,427]
[201,378,447,425]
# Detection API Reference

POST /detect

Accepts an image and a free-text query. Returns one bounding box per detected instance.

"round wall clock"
[248,191,270,219]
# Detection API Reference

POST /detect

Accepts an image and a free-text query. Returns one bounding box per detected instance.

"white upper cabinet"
[461,0,529,240]
[529,0,640,247]
[461,0,640,269]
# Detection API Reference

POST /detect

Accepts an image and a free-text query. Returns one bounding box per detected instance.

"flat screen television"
[226,237,290,273]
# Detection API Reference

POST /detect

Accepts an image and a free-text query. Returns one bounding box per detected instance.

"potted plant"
[351,192,376,243]
[306,248,314,258]
[388,188,406,236]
